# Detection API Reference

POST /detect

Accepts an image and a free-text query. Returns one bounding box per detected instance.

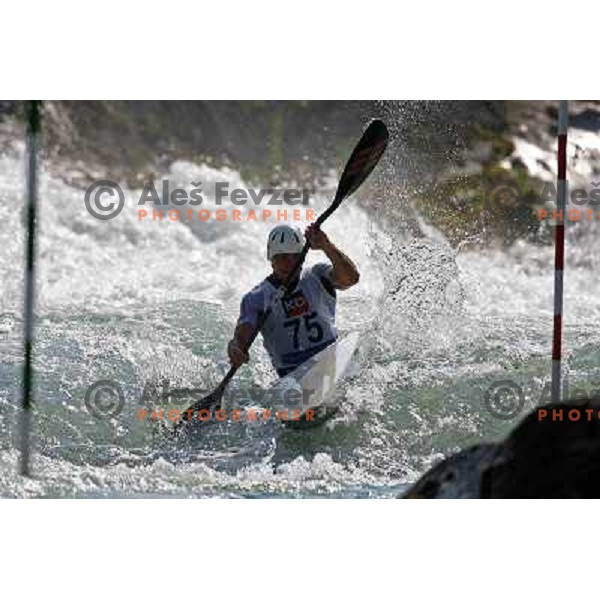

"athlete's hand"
[305,224,331,251]
[228,340,249,368]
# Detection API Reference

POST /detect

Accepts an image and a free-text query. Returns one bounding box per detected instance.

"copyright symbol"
[484,380,524,420]
[84,380,125,420]
[84,180,125,220]
[485,183,521,216]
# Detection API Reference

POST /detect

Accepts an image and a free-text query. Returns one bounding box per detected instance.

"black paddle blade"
[174,387,224,431]
[192,388,224,412]
[321,119,388,223]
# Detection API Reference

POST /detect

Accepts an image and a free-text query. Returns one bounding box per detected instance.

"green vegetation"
[415,126,547,246]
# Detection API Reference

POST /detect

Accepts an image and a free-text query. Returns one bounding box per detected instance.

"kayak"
[167,332,360,433]
[268,332,360,427]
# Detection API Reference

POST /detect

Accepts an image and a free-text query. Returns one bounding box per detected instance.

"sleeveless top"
[237,263,337,375]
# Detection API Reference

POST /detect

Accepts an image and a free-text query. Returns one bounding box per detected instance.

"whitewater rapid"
[1,128,600,497]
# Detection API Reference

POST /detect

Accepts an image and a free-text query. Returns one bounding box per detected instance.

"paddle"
[175,119,389,426]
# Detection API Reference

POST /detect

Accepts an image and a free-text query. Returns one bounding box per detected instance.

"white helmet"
[267,225,305,260]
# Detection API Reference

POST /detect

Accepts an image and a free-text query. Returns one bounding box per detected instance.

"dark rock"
[402,400,600,498]
[403,444,500,498]
[483,400,600,498]
[570,108,600,133]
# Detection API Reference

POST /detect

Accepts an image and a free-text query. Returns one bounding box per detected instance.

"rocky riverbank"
[418,101,600,247]
[2,100,599,248]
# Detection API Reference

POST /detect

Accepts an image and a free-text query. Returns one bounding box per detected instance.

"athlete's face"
[271,253,300,280]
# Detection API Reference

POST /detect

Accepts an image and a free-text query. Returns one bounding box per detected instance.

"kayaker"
[227,223,360,376]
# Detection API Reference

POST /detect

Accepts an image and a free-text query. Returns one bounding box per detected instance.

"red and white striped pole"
[551,100,569,404]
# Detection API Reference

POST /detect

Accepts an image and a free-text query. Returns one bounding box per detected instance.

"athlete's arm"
[227,323,254,368]
[228,289,262,367]
[305,224,360,290]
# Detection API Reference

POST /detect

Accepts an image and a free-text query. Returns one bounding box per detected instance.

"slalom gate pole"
[20,100,41,477]
[551,100,568,404]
